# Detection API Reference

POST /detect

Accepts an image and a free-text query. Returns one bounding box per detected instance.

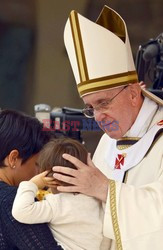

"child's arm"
[12,171,57,224]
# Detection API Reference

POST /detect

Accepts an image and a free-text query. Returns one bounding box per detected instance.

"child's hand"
[30,171,58,189]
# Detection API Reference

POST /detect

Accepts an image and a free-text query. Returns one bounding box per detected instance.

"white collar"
[125,97,158,137]
[106,122,162,182]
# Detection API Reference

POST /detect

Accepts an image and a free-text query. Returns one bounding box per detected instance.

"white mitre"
[64,5,163,105]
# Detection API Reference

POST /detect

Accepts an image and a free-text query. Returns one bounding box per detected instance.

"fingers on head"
[53,167,77,177]
[53,173,77,185]
[62,154,83,169]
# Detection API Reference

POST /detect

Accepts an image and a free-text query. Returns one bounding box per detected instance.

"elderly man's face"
[82,85,142,139]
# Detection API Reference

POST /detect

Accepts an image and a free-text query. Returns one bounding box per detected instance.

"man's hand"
[30,171,58,189]
[53,153,109,202]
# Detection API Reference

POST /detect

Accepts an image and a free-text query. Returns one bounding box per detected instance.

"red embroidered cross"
[115,154,125,169]
[157,120,163,126]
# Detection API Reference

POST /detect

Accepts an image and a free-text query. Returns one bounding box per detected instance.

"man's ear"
[5,150,19,168]
[129,83,142,107]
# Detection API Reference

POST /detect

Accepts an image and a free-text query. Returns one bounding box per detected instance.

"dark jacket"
[0,181,62,250]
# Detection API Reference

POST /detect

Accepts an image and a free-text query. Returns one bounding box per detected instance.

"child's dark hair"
[0,109,53,167]
[38,138,88,175]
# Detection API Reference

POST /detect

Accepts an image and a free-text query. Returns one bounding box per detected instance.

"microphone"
[143,43,159,61]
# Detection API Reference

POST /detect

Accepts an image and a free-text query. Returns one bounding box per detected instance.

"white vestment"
[93,97,163,250]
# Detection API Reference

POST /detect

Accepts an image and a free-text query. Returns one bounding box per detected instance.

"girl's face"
[13,153,40,186]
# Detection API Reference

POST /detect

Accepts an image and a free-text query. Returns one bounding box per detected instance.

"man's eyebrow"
[96,97,110,103]
[85,97,111,106]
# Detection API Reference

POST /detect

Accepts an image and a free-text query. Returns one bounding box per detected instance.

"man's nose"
[94,109,107,122]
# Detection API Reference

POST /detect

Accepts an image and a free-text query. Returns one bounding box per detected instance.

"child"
[12,138,108,250]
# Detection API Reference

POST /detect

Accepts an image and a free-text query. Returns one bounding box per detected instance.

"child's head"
[38,138,88,184]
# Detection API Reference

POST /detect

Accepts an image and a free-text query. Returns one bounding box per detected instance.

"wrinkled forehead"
[82,87,124,105]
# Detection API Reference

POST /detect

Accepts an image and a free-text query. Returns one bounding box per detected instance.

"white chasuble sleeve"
[104,175,163,242]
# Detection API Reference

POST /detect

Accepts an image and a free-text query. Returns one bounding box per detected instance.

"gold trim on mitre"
[78,71,138,97]
[96,5,126,43]
[68,7,138,98]
[96,6,163,106]
[69,10,89,83]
